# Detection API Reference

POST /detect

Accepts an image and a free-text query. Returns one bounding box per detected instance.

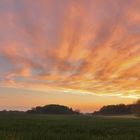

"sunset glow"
[0,0,140,112]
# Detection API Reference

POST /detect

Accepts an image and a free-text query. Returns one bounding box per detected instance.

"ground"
[0,113,140,140]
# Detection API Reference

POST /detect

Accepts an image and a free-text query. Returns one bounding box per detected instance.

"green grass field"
[0,114,140,140]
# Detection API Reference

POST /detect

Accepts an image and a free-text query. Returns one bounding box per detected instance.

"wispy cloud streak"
[0,0,140,97]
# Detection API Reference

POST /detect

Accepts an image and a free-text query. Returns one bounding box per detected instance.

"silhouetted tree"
[132,99,140,116]
[27,104,80,115]
[94,104,134,115]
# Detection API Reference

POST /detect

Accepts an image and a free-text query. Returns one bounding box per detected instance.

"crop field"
[0,114,140,140]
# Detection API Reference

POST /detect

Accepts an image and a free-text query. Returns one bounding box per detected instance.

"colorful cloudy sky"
[0,0,140,112]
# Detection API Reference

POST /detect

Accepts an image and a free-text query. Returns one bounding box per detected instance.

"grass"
[0,114,140,140]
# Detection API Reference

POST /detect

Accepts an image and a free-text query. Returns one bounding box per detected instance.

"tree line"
[93,99,140,116]
[27,104,80,115]
[0,99,140,116]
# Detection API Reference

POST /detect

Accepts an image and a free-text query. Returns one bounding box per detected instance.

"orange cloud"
[0,0,140,98]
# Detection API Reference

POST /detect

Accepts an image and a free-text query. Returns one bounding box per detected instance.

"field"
[0,114,140,140]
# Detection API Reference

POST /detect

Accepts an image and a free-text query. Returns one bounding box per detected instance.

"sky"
[0,0,140,112]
